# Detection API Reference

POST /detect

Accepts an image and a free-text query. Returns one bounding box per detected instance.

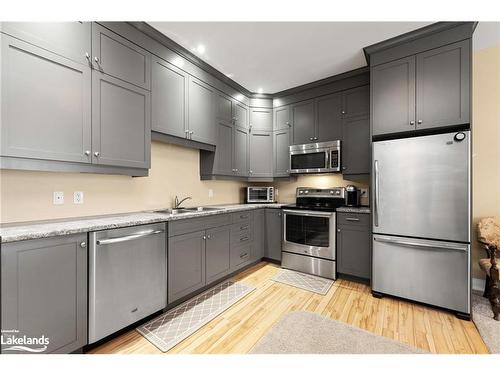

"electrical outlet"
[74,191,84,204]
[53,191,64,205]
[360,188,368,197]
[208,189,214,198]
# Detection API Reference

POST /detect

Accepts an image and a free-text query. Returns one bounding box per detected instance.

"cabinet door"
[249,130,273,178]
[206,225,231,284]
[342,85,370,119]
[0,22,91,65]
[371,56,416,136]
[151,56,187,138]
[274,105,291,130]
[1,234,88,354]
[316,93,342,142]
[232,100,249,128]
[92,71,151,169]
[273,129,291,177]
[292,99,316,144]
[0,35,92,163]
[233,127,249,177]
[168,231,206,303]
[188,76,216,145]
[216,92,233,124]
[250,107,273,130]
[92,23,151,90]
[342,115,370,175]
[214,121,234,175]
[252,209,265,261]
[337,223,371,279]
[416,40,470,129]
[265,209,283,261]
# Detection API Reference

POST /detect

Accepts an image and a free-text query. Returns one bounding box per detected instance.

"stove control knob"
[299,190,303,194]
[305,190,309,194]
[330,190,334,194]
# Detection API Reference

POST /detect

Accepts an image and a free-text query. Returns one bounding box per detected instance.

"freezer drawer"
[372,235,470,314]
[372,131,470,243]
[89,223,167,344]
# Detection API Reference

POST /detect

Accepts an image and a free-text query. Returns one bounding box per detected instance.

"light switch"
[74,191,84,204]
[53,191,64,205]
[208,189,214,198]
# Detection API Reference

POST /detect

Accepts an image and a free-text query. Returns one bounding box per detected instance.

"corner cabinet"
[1,234,88,354]
[273,128,291,177]
[249,130,273,178]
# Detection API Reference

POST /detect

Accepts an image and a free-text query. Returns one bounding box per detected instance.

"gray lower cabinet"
[0,34,92,164]
[274,105,291,130]
[291,99,316,144]
[337,213,371,279]
[252,209,265,261]
[265,208,283,261]
[188,76,216,145]
[92,71,151,169]
[316,92,342,142]
[168,230,206,303]
[342,115,370,175]
[205,225,231,284]
[273,128,291,177]
[250,107,273,131]
[0,22,91,66]
[233,127,249,177]
[151,55,187,138]
[249,130,273,178]
[1,234,88,354]
[92,22,151,90]
[213,121,234,175]
[371,56,416,136]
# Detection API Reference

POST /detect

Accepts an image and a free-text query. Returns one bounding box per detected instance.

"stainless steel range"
[281,187,345,279]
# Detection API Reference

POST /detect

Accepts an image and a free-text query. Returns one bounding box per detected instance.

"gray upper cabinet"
[0,22,91,66]
[233,127,249,177]
[92,23,151,90]
[1,234,88,354]
[265,209,283,261]
[316,93,342,142]
[0,35,92,163]
[168,230,206,303]
[151,56,187,138]
[216,92,233,124]
[213,121,234,176]
[371,56,416,136]
[342,85,370,119]
[92,71,151,169]
[342,115,370,175]
[274,105,291,131]
[250,107,273,131]
[205,225,231,284]
[188,76,216,145]
[232,100,249,128]
[249,130,273,178]
[292,99,316,144]
[415,40,470,129]
[273,129,291,177]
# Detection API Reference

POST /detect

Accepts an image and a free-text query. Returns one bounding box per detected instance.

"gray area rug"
[272,269,334,295]
[137,280,255,352]
[251,311,423,354]
[472,292,500,354]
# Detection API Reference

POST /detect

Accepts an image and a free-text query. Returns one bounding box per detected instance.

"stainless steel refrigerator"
[372,131,471,316]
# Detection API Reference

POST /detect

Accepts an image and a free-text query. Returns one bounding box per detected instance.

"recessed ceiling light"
[196,44,206,54]
[257,88,264,94]
[236,94,244,101]
[226,73,234,78]
[172,56,184,67]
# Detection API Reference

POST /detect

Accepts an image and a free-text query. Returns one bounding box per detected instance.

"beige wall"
[472,44,500,278]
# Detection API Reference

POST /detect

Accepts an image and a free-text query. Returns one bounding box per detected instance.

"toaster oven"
[246,187,275,203]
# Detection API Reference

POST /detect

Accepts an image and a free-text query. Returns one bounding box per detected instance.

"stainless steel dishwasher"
[89,222,167,344]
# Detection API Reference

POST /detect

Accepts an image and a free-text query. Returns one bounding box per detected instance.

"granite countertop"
[336,206,371,214]
[0,203,285,243]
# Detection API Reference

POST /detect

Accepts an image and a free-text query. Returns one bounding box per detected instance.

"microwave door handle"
[326,150,330,169]
[374,160,379,227]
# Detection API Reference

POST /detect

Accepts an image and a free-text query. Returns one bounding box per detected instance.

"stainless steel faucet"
[174,195,192,209]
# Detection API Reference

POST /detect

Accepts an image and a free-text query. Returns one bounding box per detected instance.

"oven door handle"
[283,209,334,217]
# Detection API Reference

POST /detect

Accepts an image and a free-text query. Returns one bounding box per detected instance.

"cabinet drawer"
[231,222,253,245]
[230,243,251,269]
[231,211,254,223]
[337,212,370,227]
[169,214,230,237]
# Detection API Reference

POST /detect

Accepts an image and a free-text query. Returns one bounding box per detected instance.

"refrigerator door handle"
[374,160,379,227]
[374,236,469,252]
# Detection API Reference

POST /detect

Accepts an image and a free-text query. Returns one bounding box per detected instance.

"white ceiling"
[149,22,431,94]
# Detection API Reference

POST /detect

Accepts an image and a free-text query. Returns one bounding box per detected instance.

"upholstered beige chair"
[477,217,500,320]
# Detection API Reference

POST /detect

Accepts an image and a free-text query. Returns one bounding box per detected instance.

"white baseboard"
[472,277,486,292]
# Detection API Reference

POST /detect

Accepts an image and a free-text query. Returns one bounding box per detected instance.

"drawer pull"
[240,225,249,230]
[240,214,248,219]
[240,253,249,259]
[345,218,360,222]
[240,236,249,242]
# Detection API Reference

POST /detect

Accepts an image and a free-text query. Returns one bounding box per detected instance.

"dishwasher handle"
[96,229,165,245]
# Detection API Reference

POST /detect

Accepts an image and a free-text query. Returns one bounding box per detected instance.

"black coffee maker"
[344,185,360,207]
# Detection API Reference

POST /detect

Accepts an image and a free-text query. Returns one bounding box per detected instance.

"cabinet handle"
[278,212,282,217]
[85,52,91,63]
[410,120,415,125]
[286,121,291,127]
[240,214,248,219]
[93,151,100,157]
[345,217,360,222]
[80,241,87,248]
[417,120,423,124]
[240,225,249,230]
[85,150,91,156]
[314,137,318,141]
[249,170,253,174]
[207,234,212,240]
[240,236,249,242]
[202,235,207,240]
[309,137,313,141]
[240,253,249,259]
[94,56,99,63]
[341,110,346,115]
[342,166,347,170]
[337,229,341,233]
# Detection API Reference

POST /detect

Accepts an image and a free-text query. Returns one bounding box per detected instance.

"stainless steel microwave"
[289,140,341,174]
[246,186,275,203]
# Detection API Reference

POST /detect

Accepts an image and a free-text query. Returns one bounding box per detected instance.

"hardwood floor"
[89,262,488,354]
